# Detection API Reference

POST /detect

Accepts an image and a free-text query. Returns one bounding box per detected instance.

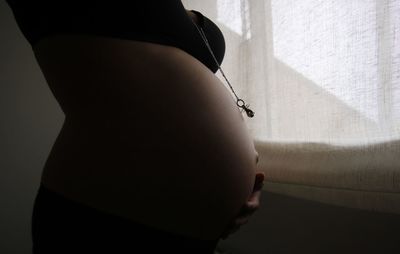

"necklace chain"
[190,15,255,118]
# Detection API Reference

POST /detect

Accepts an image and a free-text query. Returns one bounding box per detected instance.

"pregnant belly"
[36,35,258,241]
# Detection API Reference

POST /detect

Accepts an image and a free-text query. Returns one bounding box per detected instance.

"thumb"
[256,171,265,181]
[253,172,265,191]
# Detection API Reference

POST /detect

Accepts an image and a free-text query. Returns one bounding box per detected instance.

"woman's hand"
[220,171,265,240]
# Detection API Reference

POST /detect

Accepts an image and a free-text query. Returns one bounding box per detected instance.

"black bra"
[5,0,226,73]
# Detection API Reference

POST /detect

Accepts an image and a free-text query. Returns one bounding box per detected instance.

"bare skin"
[187,10,265,239]
[32,9,264,241]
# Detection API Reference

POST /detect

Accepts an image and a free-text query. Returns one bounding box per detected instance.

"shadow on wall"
[0,1,65,253]
[217,191,400,254]
[269,58,381,142]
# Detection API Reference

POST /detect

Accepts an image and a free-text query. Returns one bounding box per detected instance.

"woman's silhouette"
[6,0,265,253]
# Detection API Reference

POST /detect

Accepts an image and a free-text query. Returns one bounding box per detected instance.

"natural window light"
[217,0,251,40]
[271,0,399,124]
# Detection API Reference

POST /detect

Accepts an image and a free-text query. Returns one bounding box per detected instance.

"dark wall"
[218,191,400,254]
[1,1,64,253]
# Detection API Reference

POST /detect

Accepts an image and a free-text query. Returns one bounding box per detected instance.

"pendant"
[236,99,255,118]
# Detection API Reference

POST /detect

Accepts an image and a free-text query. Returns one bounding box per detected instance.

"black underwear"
[5,0,225,73]
[31,183,219,253]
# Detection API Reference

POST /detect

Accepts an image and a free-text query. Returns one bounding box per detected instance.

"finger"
[221,213,253,239]
[224,222,244,237]
[239,206,257,218]
[228,217,249,236]
[230,212,249,223]
[253,173,265,191]
[242,192,262,215]
[225,214,251,232]
[255,171,265,182]
[221,227,239,240]
[238,202,259,217]
[221,224,241,239]
[257,171,266,180]
[247,189,262,204]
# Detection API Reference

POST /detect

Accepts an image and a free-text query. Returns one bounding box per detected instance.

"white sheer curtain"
[182,0,400,214]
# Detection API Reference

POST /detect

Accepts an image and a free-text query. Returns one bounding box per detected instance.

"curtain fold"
[182,0,400,214]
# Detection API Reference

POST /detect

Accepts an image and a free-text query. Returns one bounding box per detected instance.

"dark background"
[1,1,399,253]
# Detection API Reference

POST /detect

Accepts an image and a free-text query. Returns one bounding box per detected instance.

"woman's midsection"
[33,34,257,240]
